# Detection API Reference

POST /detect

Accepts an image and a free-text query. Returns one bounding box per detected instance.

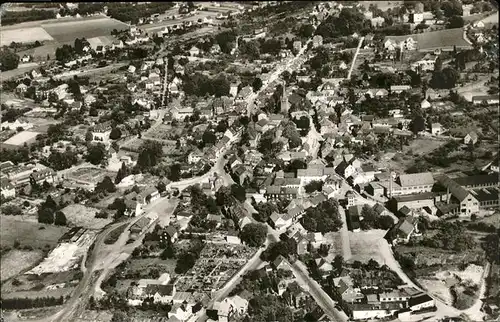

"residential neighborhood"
[0,1,499,322]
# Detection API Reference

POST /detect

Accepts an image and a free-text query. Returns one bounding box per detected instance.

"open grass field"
[74,310,114,322]
[87,35,114,49]
[348,230,387,264]
[61,204,112,230]
[359,1,403,11]
[1,250,44,281]
[0,216,68,249]
[385,28,472,51]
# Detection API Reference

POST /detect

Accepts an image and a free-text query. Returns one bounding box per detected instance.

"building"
[1,179,15,199]
[392,192,435,211]
[409,294,435,311]
[431,123,444,135]
[386,216,418,245]
[385,172,434,197]
[464,131,478,145]
[436,175,480,216]
[472,95,499,105]
[30,168,56,185]
[92,123,112,143]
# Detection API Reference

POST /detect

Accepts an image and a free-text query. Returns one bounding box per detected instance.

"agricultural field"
[385,28,472,51]
[358,1,403,11]
[0,27,54,46]
[41,17,128,43]
[0,216,68,249]
[87,35,114,49]
[74,311,113,322]
[60,204,112,230]
[1,249,44,281]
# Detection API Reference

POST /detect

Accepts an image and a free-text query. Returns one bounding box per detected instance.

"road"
[346,36,364,80]
[337,206,352,261]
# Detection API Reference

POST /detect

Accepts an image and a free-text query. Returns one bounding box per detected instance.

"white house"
[421,99,431,109]
[431,123,444,136]
[92,123,112,143]
[188,150,204,164]
[1,179,16,199]
[189,46,201,56]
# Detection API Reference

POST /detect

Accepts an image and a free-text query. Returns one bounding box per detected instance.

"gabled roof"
[398,172,434,187]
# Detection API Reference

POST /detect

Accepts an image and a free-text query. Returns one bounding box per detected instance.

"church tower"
[280,83,289,114]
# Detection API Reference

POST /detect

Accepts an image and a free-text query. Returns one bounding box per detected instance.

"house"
[386,172,434,197]
[347,205,362,232]
[269,212,293,230]
[92,123,112,143]
[1,179,15,199]
[435,175,480,216]
[236,86,253,102]
[273,255,292,271]
[314,258,333,276]
[30,168,55,185]
[208,295,248,322]
[472,95,499,105]
[346,190,358,207]
[431,123,444,135]
[189,46,200,56]
[144,284,176,304]
[464,131,478,145]
[15,83,28,94]
[409,294,435,311]
[312,35,323,48]
[390,85,412,93]
[138,186,160,204]
[421,99,431,109]
[163,225,178,243]
[386,216,418,245]
[188,150,204,164]
[1,119,33,131]
[130,216,151,236]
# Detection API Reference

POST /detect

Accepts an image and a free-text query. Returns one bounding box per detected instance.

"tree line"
[1,295,65,309]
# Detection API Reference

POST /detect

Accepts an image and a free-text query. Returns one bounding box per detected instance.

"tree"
[115,162,129,184]
[240,223,267,247]
[410,115,426,135]
[137,140,163,169]
[2,205,22,216]
[252,77,263,92]
[202,130,217,145]
[44,195,57,210]
[0,48,20,71]
[168,163,181,182]
[38,207,54,224]
[447,15,464,29]
[230,184,246,202]
[483,233,499,264]
[109,127,122,140]
[86,143,106,165]
[298,24,315,38]
[54,211,67,226]
[96,176,117,193]
[157,181,167,193]
[216,119,229,133]
[441,0,462,17]
[304,180,323,194]
[85,130,93,142]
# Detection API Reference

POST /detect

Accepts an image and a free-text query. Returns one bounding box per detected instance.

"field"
[2,130,40,146]
[1,27,54,46]
[104,224,128,245]
[385,28,472,51]
[0,216,68,249]
[347,230,387,264]
[74,311,113,322]
[479,212,500,228]
[1,250,44,281]
[61,204,112,230]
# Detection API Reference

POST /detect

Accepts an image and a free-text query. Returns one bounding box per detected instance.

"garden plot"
[67,167,115,185]
[1,250,44,281]
[0,27,54,46]
[61,204,112,230]
[27,230,96,274]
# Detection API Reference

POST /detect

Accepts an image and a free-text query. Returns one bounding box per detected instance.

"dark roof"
[145,284,175,296]
[409,294,434,306]
[453,174,498,188]
[164,225,177,237]
[470,188,499,202]
[393,192,435,203]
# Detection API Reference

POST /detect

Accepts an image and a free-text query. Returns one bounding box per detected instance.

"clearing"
[60,204,112,230]
[28,230,96,274]
[0,216,68,249]
[1,250,44,281]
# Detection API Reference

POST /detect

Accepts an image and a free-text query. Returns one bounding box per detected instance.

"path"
[347,36,364,80]
[337,206,352,261]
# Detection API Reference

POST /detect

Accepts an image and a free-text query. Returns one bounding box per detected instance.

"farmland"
[1,250,44,281]
[1,27,54,46]
[385,28,472,51]
[60,204,112,230]
[66,167,116,185]
[0,216,68,249]
[348,230,387,264]
[0,15,127,53]
[42,17,128,43]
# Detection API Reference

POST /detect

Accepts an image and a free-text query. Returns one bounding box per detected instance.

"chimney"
[446,186,450,204]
